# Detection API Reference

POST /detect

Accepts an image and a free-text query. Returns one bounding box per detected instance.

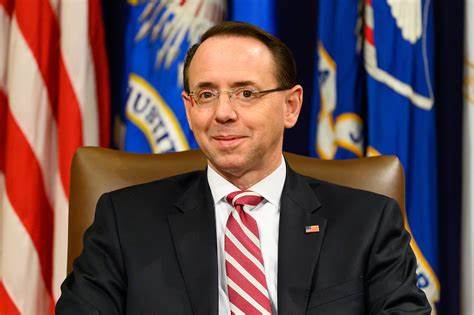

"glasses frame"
[187,86,291,107]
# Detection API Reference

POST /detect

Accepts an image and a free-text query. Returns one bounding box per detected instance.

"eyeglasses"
[188,86,290,107]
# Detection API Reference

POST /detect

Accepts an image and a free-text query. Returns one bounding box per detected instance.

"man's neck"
[208,154,283,190]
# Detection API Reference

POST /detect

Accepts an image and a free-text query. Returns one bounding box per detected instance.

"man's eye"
[238,89,255,98]
[199,91,215,99]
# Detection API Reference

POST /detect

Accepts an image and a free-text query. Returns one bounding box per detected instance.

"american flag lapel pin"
[305,225,320,233]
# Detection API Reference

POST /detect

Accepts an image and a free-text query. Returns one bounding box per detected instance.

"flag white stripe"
[365,4,374,29]
[225,252,269,298]
[0,172,5,282]
[227,278,271,315]
[231,210,260,247]
[83,47,100,146]
[52,174,69,301]
[60,1,99,146]
[0,174,51,315]
[225,229,265,273]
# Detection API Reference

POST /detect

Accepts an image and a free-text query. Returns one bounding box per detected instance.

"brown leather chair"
[67,147,405,273]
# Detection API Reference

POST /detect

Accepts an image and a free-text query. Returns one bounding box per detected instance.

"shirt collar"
[207,156,286,206]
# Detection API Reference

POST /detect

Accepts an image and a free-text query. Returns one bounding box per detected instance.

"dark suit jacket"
[56,165,431,314]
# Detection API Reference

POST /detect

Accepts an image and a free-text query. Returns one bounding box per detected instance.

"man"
[57,22,431,314]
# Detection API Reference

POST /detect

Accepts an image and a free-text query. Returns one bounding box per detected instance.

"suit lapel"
[278,166,327,315]
[168,173,218,315]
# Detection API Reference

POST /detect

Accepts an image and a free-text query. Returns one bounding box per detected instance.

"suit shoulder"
[301,174,397,216]
[303,174,390,199]
[103,170,204,207]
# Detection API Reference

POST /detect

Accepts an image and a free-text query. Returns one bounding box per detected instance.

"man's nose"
[214,92,237,123]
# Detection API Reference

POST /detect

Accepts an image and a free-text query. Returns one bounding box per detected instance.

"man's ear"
[283,84,303,129]
[182,91,193,131]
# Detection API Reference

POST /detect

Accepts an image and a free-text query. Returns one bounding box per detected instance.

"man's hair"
[183,21,297,93]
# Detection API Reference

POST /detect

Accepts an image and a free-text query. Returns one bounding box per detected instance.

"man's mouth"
[212,135,246,148]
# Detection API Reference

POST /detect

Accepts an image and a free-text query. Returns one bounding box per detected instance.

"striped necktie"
[224,191,272,315]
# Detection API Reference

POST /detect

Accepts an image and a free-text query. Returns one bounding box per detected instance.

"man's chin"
[208,155,247,175]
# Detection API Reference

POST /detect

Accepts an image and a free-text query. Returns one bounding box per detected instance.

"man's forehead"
[196,35,270,56]
[188,35,277,88]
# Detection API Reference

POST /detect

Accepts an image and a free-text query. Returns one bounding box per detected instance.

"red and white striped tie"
[225,191,272,315]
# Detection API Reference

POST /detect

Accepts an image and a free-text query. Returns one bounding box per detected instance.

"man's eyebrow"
[230,81,259,88]
[193,82,218,90]
[192,81,260,90]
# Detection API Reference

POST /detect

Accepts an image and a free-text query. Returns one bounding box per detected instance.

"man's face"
[182,35,302,181]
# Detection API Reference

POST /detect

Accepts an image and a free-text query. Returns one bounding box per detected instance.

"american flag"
[0,0,110,313]
[305,225,320,233]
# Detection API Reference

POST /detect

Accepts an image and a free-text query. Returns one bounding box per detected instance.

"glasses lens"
[233,88,258,103]
[195,89,217,105]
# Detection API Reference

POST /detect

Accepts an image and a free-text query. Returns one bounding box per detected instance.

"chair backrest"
[67,147,405,273]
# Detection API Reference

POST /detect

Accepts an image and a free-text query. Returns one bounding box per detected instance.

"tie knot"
[226,190,264,211]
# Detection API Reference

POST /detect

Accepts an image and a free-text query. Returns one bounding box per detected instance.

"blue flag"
[230,0,276,34]
[311,0,439,309]
[364,0,439,308]
[309,0,364,159]
[121,1,225,153]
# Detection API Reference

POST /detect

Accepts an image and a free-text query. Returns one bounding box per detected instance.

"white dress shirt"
[207,157,286,315]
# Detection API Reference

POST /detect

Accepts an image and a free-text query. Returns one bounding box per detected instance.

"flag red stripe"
[226,262,272,312]
[49,295,55,314]
[227,215,264,264]
[225,235,267,287]
[88,0,110,147]
[0,282,20,315]
[227,286,261,314]
[57,61,83,197]
[4,108,54,295]
[365,25,375,46]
